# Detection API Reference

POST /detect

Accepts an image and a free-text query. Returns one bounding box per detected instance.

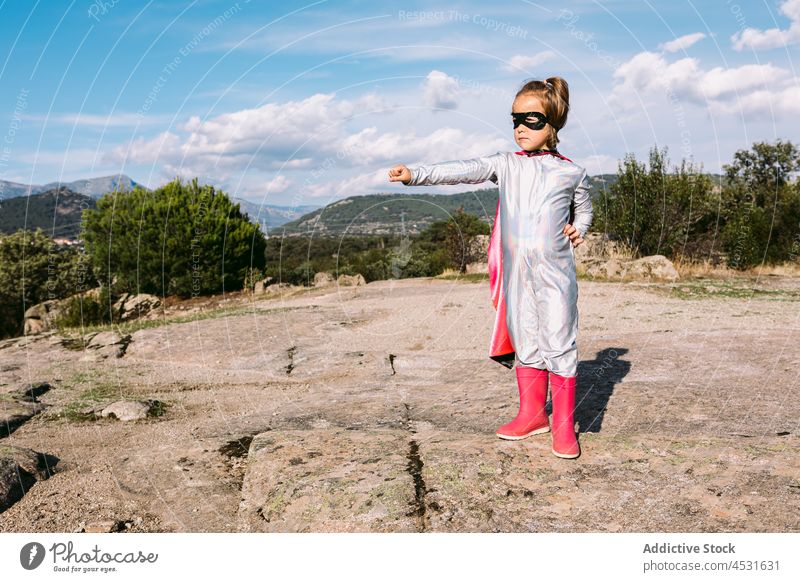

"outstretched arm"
[389,153,504,186]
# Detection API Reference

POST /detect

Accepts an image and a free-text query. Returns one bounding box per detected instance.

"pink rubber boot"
[496,366,550,440]
[549,372,580,458]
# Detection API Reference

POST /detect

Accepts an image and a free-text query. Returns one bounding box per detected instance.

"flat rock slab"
[238,429,419,532]
[236,424,800,533]
[414,428,800,532]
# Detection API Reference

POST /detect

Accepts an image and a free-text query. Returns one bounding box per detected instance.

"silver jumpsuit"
[404,150,593,376]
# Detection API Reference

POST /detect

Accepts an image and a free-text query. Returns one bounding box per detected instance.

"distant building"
[53,237,81,246]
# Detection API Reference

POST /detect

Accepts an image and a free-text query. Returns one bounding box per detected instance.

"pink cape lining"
[488,197,515,368]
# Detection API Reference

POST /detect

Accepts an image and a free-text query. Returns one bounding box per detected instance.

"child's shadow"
[547,347,631,433]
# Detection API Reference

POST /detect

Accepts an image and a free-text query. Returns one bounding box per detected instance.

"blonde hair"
[514,77,570,150]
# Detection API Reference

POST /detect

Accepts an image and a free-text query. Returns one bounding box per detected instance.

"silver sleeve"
[404,153,501,186]
[572,169,593,238]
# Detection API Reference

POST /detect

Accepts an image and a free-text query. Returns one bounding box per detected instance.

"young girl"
[388,77,592,459]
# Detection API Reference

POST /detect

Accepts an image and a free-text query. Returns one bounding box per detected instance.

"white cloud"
[303,126,509,198]
[501,51,556,72]
[660,32,706,53]
[113,131,181,166]
[610,51,792,114]
[731,0,800,51]
[105,89,510,198]
[338,125,508,167]
[20,148,102,167]
[105,92,390,178]
[304,168,387,200]
[422,70,460,110]
[261,174,292,194]
[709,82,800,116]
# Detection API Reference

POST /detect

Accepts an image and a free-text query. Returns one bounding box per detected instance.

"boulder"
[264,282,293,295]
[23,300,62,335]
[0,444,59,512]
[0,400,48,438]
[626,255,680,282]
[113,293,161,321]
[337,274,366,287]
[574,232,631,262]
[82,286,103,301]
[254,277,276,295]
[470,234,490,262]
[314,272,335,287]
[80,331,133,359]
[99,399,163,421]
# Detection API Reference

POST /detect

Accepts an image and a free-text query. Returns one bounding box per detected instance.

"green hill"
[0,187,95,240]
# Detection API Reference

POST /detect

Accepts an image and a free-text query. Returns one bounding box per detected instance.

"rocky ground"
[1,274,799,532]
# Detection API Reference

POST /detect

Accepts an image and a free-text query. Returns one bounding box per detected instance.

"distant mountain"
[0,187,96,240]
[232,198,321,233]
[38,174,141,197]
[0,174,141,200]
[0,179,32,199]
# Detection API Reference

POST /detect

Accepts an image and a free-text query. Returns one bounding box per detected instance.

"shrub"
[81,177,267,298]
[0,228,97,338]
[593,145,717,260]
[52,286,115,330]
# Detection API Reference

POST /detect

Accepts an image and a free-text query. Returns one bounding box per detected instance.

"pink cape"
[488,197,516,369]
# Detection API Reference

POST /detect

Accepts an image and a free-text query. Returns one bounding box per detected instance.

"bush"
[419,206,490,273]
[593,145,717,260]
[0,228,98,339]
[81,177,267,298]
[53,286,115,330]
[719,139,800,269]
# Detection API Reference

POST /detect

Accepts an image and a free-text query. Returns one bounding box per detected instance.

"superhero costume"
[403,148,593,376]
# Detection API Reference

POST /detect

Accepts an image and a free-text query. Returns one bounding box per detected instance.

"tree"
[720,139,800,268]
[419,206,490,273]
[594,145,717,260]
[81,177,267,298]
[0,228,95,338]
[723,139,799,205]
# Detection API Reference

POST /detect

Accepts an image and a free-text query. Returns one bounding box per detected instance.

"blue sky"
[1,0,798,207]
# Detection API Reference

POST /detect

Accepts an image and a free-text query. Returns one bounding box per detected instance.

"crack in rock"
[402,402,429,532]
[286,346,297,375]
[388,353,396,375]
[116,334,133,358]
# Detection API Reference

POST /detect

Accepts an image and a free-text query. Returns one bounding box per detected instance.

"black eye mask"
[511,111,548,130]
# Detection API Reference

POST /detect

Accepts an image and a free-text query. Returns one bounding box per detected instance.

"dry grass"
[673,257,800,280]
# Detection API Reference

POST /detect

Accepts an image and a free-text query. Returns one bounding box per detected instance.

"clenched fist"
[388,164,412,184]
